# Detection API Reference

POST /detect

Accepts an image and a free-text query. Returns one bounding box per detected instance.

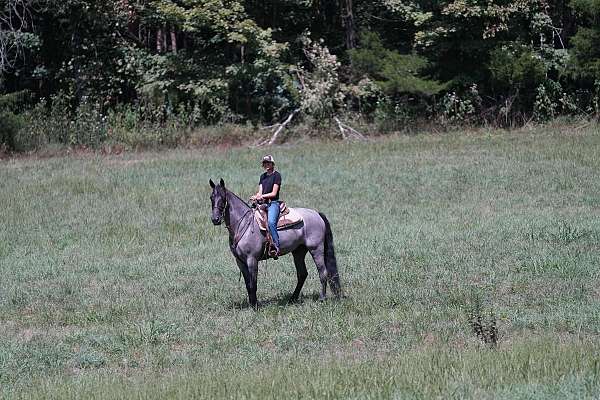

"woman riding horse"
[250,155,281,257]
[209,175,341,308]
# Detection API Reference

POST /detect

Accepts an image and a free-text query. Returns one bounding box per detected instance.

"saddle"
[253,201,303,231]
[251,201,303,259]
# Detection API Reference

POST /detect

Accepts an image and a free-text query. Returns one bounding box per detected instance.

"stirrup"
[269,246,280,260]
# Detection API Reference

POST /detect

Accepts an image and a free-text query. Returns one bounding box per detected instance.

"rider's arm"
[261,184,279,200]
[251,184,263,200]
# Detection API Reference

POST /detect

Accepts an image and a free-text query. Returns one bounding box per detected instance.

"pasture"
[1,126,600,399]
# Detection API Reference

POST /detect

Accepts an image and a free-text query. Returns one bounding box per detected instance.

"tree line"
[0,0,599,150]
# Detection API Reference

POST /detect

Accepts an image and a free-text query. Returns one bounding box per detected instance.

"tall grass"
[1,124,600,398]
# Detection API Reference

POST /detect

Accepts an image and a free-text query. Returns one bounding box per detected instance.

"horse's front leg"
[236,257,258,308]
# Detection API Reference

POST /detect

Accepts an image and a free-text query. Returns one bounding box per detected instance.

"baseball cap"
[261,155,275,164]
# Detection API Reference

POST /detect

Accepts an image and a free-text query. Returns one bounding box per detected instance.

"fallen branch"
[335,117,348,140]
[255,109,300,146]
[333,117,368,141]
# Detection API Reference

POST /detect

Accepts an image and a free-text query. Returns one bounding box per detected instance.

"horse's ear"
[209,179,215,189]
[219,178,225,188]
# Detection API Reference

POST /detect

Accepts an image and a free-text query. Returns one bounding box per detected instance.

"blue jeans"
[267,201,280,249]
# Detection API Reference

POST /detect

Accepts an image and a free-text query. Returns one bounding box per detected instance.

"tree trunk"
[156,28,163,52]
[163,25,168,52]
[171,30,177,53]
[342,0,356,50]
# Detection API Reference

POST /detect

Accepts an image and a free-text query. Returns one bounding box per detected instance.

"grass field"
[1,125,600,399]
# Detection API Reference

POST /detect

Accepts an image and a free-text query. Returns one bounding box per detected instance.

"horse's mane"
[225,188,250,209]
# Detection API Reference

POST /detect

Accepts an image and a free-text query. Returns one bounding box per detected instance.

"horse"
[209,178,341,308]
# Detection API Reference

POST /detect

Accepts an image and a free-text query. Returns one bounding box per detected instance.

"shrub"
[533,80,561,122]
[294,36,345,124]
[533,80,584,122]
[0,110,24,151]
[106,104,190,148]
[349,31,445,98]
[0,91,30,151]
[438,84,482,125]
[373,97,411,133]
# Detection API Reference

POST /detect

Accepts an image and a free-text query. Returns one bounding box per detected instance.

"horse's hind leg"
[291,246,308,302]
[308,244,328,301]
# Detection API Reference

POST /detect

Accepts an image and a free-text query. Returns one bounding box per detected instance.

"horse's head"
[209,178,227,225]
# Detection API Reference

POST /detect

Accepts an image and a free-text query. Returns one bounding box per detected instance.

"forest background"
[0,0,599,151]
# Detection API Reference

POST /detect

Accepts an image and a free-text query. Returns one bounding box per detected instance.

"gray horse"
[209,178,341,308]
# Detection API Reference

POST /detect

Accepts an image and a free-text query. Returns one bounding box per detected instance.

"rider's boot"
[269,244,280,260]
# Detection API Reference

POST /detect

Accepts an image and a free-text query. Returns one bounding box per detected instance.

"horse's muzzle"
[211,217,222,225]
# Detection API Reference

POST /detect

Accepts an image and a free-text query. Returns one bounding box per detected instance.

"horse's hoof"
[289,294,302,303]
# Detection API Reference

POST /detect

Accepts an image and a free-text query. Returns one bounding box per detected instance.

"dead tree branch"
[333,117,367,141]
[255,109,300,146]
[0,0,35,74]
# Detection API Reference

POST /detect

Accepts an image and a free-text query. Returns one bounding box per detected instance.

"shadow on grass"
[227,292,326,310]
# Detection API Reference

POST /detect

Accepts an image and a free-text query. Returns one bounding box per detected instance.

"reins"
[220,191,254,251]
[215,190,269,283]
[229,209,253,249]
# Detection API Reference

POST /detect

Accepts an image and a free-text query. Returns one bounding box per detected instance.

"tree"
[569,0,600,81]
[0,0,37,75]
[349,31,445,97]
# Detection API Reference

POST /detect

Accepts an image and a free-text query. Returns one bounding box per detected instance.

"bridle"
[217,197,228,224]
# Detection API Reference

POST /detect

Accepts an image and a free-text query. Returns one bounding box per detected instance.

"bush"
[17,94,107,150]
[349,31,445,98]
[17,95,195,151]
[0,111,24,151]
[373,97,411,133]
[295,36,345,124]
[438,84,482,126]
[0,91,30,151]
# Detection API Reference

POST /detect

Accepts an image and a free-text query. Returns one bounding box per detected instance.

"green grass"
[2,125,600,398]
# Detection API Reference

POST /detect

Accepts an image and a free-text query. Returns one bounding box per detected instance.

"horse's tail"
[319,212,341,297]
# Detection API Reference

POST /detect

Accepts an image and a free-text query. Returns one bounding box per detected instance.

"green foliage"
[1,0,600,145]
[0,91,30,150]
[106,103,190,148]
[438,84,482,125]
[533,80,580,121]
[570,28,600,80]
[17,94,107,149]
[569,0,600,82]
[533,80,562,121]
[137,0,293,123]
[372,97,411,132]
[488,45,547,93]
[570,0,600,17]
[0,110,24,150]
[350,31,445,97]
[294,36,344,123]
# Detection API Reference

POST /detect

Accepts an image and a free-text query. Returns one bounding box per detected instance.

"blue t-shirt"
[259,171,282,201]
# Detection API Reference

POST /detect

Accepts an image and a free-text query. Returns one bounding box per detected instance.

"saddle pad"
[254,207,303,231]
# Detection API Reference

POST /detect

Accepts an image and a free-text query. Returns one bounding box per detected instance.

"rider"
[250,155,282,256]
